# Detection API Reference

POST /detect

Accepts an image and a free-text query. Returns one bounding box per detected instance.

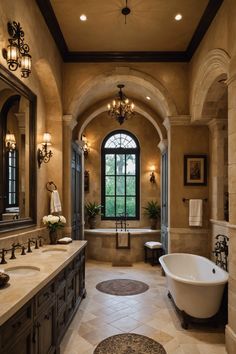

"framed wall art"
[184,155,207,186]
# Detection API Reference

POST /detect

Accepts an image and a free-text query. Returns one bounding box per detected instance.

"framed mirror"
[0,64,36,232]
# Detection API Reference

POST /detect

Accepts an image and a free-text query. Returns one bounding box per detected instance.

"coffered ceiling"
[36,0,224,62]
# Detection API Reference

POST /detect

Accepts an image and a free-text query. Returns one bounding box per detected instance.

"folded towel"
[50,190,62,213]
[57,237,72,244]
[189,199,203,227]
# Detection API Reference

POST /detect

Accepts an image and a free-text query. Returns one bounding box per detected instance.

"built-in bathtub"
[159,253,228,327]
[84,228,160,263]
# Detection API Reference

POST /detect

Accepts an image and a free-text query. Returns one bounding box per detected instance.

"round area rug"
[94,333,167,354]
[96,279,149,296]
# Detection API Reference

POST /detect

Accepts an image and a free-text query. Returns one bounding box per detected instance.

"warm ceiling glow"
[175,14,182,21]
[146,96,151,100]
[80,14,87,21]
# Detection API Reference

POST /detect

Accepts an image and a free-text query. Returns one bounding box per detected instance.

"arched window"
[101,130,140,220]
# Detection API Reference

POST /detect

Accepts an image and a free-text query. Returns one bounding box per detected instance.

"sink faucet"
[0,249,7,264]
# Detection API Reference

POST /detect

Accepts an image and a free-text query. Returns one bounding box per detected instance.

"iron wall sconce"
[82,134,90,158]
[5,132,16,151]
[37,133,53,168]
[150,166,156,183]
[2,21,32,78]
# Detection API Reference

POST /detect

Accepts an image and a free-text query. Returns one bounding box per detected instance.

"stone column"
[208,119,228,221]
[226,73,236,354]
[62,114,77,234]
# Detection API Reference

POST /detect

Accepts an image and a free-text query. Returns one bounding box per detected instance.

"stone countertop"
[0,240,87,325]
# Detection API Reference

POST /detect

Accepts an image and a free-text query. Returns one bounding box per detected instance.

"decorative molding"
[227,223,236,230]
[168,227,209,234]
[208,118,228,132]
[163,116,191,129]
[65,51,188,63]
[62,114,77,130]
[210,219,228,227]
[158,139,168,153]
[36,0,224,63]
[168,115,191,126]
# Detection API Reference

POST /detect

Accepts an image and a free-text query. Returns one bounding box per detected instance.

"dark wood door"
[161,150,168,254]
[71,142,82,240]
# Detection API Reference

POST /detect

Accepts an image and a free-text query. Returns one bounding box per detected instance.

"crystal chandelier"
[107,84,135,125]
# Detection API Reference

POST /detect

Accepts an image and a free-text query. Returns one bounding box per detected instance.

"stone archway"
[191,49,230,122]
[67,66,178,122]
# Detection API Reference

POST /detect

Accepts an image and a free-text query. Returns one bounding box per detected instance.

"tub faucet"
[213,234,229,271]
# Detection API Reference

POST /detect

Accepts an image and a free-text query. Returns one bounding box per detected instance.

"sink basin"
[42,248,67,253]
[4,266,40,276]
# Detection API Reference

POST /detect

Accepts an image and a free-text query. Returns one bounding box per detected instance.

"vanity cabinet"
[0,246,86,354]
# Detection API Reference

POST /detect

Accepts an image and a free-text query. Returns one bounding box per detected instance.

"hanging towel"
[189,199,203,227]
[50,190,62,213]
[117,232,130,248]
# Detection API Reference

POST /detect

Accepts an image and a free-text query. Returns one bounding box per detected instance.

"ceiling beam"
[36,0,224,63]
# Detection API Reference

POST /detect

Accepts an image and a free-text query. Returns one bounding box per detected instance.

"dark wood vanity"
[0,244,86,354]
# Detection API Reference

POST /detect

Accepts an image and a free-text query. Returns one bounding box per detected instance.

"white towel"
[50,190,62,213]
[117,232,130,248]
[189,199,203,227]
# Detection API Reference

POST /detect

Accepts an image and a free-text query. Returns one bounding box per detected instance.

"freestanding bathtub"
[159,253,228,326]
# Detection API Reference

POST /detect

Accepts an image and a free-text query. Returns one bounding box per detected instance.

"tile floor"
[60,261,227,354]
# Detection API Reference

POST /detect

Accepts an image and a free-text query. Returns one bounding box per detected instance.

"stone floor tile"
[60,261,226,354]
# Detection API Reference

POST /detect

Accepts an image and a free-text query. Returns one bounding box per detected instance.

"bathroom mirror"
[0,64,36,232]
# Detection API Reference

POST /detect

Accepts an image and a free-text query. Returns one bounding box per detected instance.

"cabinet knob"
[12,321,21,329]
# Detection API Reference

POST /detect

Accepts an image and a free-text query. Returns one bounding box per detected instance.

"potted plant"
[143,200,161,230]
[85,202,102,229]
[42,214,66,244]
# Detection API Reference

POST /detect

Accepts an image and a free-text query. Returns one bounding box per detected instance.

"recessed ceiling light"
[80,14,87,21]
[175,14,182,21]
[146,96,151,100]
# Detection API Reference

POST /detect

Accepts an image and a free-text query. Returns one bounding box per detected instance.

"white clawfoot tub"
[159,253,228,322]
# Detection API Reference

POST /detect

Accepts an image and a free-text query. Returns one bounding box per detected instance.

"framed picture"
[184,155,207,186]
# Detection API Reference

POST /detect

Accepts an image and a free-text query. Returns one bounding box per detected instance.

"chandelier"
[107,84,135,125]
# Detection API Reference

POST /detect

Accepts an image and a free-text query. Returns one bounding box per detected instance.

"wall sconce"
[37,133,53,168]
[5,132,16,151]
[150,166,156,183]
[81,134,90,158]
[2,21,32,78]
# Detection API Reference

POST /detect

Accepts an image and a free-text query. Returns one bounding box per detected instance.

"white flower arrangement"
[42,214,66,232]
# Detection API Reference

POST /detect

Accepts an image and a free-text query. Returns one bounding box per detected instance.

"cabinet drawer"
[35,282,54,314]
[1,301,33,350]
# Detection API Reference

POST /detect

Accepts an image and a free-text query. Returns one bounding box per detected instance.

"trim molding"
[36,0,224,63]
[168,227,209,234]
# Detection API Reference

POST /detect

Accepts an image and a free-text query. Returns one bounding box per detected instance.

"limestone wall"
[0,0,63,235]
